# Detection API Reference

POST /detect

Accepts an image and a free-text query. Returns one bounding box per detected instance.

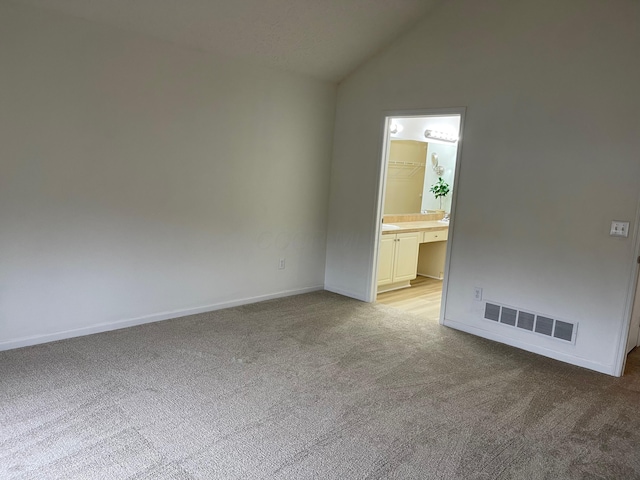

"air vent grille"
[554,320,574,342]
[535,316,554,336]
[517,311,535,331]
[500,307,517,326]
[485,303,500,322]
[483,301,577,344]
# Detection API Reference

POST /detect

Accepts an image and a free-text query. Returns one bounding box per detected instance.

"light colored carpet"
[1,291,639,479]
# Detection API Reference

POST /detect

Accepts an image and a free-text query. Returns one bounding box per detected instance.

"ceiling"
[13,0,441,82]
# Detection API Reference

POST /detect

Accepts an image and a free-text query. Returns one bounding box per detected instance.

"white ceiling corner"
[11,0,441,82]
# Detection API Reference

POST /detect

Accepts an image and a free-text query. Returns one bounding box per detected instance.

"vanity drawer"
[422,230,448,243]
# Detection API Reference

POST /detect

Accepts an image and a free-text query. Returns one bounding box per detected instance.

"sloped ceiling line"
[11,0,441,81]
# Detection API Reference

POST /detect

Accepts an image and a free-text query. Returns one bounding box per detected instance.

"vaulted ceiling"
[12,0,442,82]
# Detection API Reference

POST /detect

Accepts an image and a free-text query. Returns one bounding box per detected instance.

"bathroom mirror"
[383,115,461,215]
[383,139,458,215]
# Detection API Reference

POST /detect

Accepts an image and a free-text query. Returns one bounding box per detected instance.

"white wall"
[325,0,640,375]
[0,2,336,348]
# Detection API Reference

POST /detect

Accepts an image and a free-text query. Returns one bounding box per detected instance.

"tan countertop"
[381,220,449,235]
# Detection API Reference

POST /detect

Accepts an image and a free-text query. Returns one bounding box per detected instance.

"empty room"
[2,0,640,478]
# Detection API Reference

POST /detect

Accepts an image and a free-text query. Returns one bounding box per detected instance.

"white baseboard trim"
[417,273,443,281]
[377,283,411,294]
[324,285,369,302]
[443,317,617,377]
[0,285,324,352]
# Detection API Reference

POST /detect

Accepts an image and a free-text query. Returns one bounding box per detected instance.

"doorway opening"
[372,110,464,323]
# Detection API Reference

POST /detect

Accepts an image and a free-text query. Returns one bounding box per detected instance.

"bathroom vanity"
[377,214,449,293]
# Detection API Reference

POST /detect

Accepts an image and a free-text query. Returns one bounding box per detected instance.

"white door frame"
[625,268,640,354]
[368,107,466,326]
[614,194,640,376]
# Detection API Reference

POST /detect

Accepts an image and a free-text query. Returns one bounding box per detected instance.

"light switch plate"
[610,221,629,237]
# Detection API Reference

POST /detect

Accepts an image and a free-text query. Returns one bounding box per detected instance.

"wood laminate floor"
[376,276,442,320]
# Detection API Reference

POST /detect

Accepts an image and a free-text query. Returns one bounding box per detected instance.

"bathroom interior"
[375,115,461,320]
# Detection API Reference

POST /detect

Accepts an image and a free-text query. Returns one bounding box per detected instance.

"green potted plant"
[429,177,450,213]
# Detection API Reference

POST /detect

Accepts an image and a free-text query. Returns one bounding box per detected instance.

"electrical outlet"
[473,287,483,301]
[610,221,629,238]
[278,258,286,270]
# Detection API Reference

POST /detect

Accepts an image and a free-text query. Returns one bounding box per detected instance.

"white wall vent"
[484,301,577,344]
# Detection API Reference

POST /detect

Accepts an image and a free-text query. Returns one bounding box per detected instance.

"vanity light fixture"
[424,129,458,143]
[389,122,404,135]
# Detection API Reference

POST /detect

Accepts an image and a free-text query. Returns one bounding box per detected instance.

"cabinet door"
[393,232,420,282]
[377,235,396,286]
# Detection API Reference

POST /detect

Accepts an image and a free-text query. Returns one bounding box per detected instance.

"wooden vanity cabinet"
[377,232,420,290]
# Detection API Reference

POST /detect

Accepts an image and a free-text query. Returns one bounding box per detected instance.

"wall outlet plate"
[473,287,483,301]
[610,221,630,238]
